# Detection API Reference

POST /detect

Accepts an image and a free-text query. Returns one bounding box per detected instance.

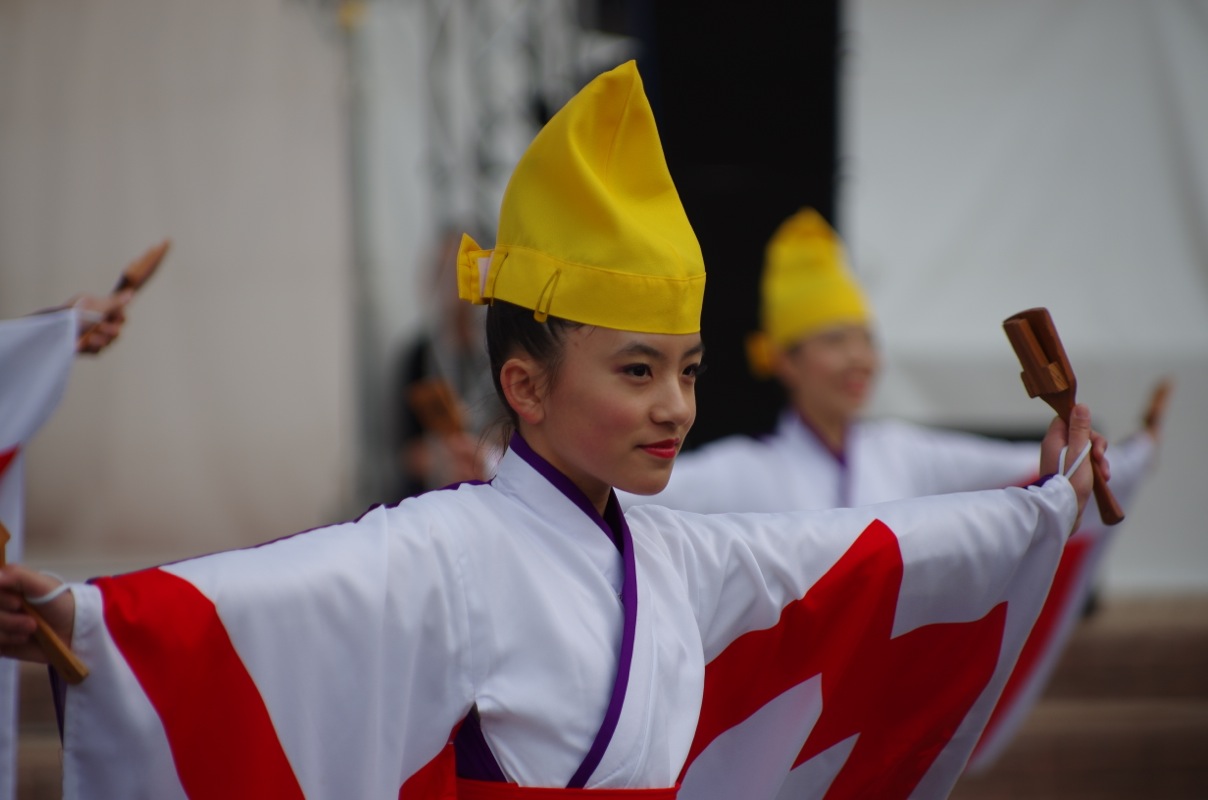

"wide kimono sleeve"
[1,310,77,800]
[0,309,77,456]
[60,499,477,800]
[870,420,1155,524]
[965,431,1157,772]
[870,419,1042,497]
[633,477,1078,800]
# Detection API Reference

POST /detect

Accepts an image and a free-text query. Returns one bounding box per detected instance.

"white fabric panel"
[842,0,1208,590]
[0,311,76,800]
[679,678,823,800]
[0,1,355,562]
[773,735,854,800]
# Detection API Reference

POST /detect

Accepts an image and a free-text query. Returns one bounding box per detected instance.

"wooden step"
[16,663,60,800]
[1043,594,1208,700]
[17,663,55,732]
[951,699,1208,799]
[15,733,61,800]
[952,593,1208,799]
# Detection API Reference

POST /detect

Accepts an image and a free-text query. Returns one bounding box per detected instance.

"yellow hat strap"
[534,269,560,322]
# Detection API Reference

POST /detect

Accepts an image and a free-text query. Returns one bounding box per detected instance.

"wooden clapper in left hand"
[0,521,89,683]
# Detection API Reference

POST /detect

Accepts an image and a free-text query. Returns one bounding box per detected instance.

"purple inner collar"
[508,432,638,787]
[795,410,849,466]
[508,432,622,548]
[793,412,852,507]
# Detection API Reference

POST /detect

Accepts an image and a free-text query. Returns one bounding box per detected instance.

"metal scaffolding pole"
[422,0,583,237]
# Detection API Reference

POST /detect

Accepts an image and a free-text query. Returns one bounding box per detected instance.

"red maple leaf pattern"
[686,519,1006,799]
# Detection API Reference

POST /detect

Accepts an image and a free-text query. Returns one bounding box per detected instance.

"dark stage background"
[595,0,841,449]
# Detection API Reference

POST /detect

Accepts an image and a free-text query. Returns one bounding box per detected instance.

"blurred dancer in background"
[624,208,1164,780]
[394,225,498,498]
[629,208,1160,515]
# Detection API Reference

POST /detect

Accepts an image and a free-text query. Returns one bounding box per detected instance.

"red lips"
[640,439,680,459]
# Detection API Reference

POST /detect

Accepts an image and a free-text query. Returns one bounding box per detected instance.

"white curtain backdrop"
[0,0,356,568]
[841,0,1208,590]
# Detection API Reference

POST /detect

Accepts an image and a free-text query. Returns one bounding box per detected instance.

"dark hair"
[485,301,581,434]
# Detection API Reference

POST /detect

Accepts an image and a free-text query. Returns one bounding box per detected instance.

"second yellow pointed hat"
[747,208,872,376]
[457,61,705,334]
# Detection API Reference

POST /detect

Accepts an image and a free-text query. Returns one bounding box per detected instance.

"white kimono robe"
[57,434,1079,799]
[0,309,77,800]
[624,411,1155,785]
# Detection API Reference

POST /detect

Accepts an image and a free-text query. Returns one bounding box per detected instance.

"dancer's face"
[777,324,879,426]
[514,327,703,510]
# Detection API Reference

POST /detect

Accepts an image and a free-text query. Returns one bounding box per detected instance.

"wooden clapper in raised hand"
[77,238,171,350]
[1003,307,1124,525]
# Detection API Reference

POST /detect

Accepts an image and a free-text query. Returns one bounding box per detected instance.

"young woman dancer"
[0,62,1097,800]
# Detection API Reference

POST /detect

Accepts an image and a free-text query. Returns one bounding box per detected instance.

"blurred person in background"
[394,225,499,498]
[628,208,1161,515]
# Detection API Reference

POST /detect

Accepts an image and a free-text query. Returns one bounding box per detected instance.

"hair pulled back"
[485,301,581,433]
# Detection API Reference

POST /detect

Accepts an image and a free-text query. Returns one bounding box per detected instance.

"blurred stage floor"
[951,593,1208,799]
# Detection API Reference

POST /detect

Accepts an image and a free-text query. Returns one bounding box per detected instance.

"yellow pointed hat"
[457,61,705,333]
[746,208,871,376]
